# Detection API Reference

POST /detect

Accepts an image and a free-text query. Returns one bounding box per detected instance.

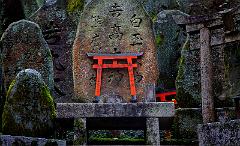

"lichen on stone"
[2,69,56,138]
[67,0,84,13]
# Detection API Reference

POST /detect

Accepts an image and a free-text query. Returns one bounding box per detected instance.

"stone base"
[0,135,66,146]
[57,102,175,145]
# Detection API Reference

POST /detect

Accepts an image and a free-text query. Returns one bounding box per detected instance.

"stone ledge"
[0,135,66,146]
[56,102,175,118]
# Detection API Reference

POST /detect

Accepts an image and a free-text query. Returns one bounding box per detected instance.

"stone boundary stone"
[198,119,240,146]
[0,135,66,146]
[56,102,175,118]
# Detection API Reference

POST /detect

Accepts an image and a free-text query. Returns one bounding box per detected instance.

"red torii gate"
[87,52,143,102]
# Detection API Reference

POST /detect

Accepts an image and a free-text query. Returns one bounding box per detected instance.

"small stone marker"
[73,0,158,102]
[2,69,56,138]
[1,20,54,92]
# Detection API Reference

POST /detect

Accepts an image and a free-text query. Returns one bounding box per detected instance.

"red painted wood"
[90,55,141,99]
[95,59,103,96]
[93,64,137,68]
[156,91,177,104]
[127,57,136,96]
[94,56,137,60]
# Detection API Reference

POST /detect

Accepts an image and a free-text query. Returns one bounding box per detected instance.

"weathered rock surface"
[73,0,158,102]
[30,2,77,102]
[198,119,240,145]
[2,69,56,137]
[22,0,41,18]
[1,20,54,92]
[154,10,188,91]
[0,135,66,146]
[141,0,240,17]
[56,102,175,118]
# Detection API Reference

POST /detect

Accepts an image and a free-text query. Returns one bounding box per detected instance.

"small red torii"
[87,52,143,102]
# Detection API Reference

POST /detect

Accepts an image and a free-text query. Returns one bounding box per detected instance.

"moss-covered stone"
[67,0,84,13]
[172,108,202,139]
[2,69,56,138]
[73,118,86,145]
[154,10,188,92]
[175,33,203,108]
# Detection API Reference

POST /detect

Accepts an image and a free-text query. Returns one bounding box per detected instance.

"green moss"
[36,0,44,7]
[73,119,86,144]
[6,80,16,98]
[2,78,56,137]
[175,35,199,107]
[171,108,202,140]
[67,0,84,13]
[41,85,56,119]
[156,34,164,47]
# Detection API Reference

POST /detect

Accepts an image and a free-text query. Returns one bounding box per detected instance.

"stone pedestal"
[146,118,160,145]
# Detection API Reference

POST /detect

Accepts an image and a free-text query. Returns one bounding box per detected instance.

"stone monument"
[30,1,77,102]
[1,20,54,92]
[73,0,158,102]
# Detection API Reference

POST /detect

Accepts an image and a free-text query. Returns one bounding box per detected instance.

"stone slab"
[56,102,175,118]
[0,135,66,146]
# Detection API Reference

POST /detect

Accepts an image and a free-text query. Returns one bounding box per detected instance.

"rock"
[154,10,188,91]
[30,2,77,102]
[22,0,41,18]
[0,0,3,37]
[2,69,56,138]
[73,0,158,102]
[198,119,240,145]
[140,0,180,19]
[178,0,240,16]
[175,34,201,107]
[172,108,202,139]
[0,135,66,146]
[1,20,54,93]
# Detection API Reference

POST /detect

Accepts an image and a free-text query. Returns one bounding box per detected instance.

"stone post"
[144,84,156,102]
[74,118,87,145]
[200,27,215,123]
[146,118,160,145]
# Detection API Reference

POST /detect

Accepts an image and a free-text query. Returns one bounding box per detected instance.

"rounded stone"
[2,69,56,138]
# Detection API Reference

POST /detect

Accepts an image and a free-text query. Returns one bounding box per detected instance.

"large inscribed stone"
[73,0,158,102]
[30,2,77,102]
